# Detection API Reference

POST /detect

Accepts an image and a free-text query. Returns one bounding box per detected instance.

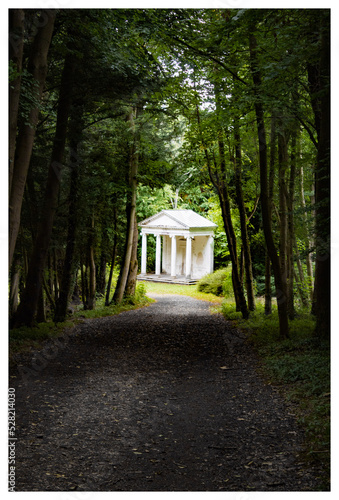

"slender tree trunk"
[105,209,118,306]
[9,9,25,194]
[264,253,272,315]
[113,106,141,304]
[42,273,55,311]
[12,53,74,327]
[87,221,96,310]
[80,260,88,309]
[234,117,255,310]
[249,30,289,339]
[218,148,249,318]
[300,165,314,302]
[125,213,139,297]
[47,253,53,299]
[215,78,248,318]
[265,112,277,315]
[97,249,107,296]
[231,268,241,312]
[278,129,290,319]
[195,100,248,319]
[267,114,276,330]
[53,249,59,302]
[54,111,83,322]
[105,242,118,306]
[9,257,21,316]
[9,10,56,268]
[287,132,297,319]
[239,246,244,286]
[218,180,249,319]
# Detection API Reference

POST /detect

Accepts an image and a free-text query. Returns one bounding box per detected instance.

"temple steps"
[137,274,197,285]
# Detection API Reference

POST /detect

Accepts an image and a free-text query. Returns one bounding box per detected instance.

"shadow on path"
[11,294,320,491]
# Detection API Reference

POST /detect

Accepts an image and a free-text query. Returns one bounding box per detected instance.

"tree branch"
[171,35,248,86]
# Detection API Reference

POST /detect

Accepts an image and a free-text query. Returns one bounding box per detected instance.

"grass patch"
[139,279,223,304]
[222,301,330,487]
[9,320,77,354]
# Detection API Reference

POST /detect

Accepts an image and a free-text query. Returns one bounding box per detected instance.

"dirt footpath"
[10,294,322,491]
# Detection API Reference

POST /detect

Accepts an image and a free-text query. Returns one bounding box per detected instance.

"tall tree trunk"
[195,99,248,319]
[278,128,290,319]
[9,9,25,194]
[265,112,277,315]
[218,180,249,319]
[217,137,249,320]
[287,132,297,319]
[54,109,83,322]
[105,208,118,306]
[97,248,107,296]
[249,30,289,339]
[214,76,249,318]
[113,106,141,304]
[9,10,56,269]
[9,257,21,317]
[125,213,139,297]
[299,165,314,302]
[313,15,330,339]
[12,53,75,327]
[53,249,59,302]
[234,117,255,310]
[87,218,96,310]
[80,260,88,309]
[264,253,272,315]
[105,242,118,306]
[294,239,309,308]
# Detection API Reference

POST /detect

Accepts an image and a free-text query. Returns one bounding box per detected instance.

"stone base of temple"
[137,273,197,285]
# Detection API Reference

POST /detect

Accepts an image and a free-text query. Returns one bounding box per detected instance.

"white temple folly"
[137,209,217,284]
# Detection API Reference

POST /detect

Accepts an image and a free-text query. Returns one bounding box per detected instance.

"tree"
[53,105,84,322]
[311,12,330,339]
[12,52,76,327]
[248,27,289,339]
[113,105,142,304]
[9,9,56,268]
[233,113,256,311]
[9,9,25,192]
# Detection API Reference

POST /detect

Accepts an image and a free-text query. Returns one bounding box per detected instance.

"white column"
[141,232,147,274]
[208,235,214,273]
[185,236,193,278]
[170,235,177,277]
[155,234,161,276]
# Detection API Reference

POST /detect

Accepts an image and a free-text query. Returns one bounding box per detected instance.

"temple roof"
[139,209,217,230]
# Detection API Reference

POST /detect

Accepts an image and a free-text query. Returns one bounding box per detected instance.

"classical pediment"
[139,210,217,230]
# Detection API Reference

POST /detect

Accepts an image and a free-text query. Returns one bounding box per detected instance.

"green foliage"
[9,59,21,84]
[124,282,148,305]
[222,301,330,480]
[9,321,76,355]
[197,267,233,297]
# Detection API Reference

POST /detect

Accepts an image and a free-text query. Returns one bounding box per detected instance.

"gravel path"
[10,294,321,491]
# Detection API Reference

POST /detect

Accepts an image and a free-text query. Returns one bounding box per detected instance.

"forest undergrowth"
[9,282,151,357]
[222,301,330,486]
